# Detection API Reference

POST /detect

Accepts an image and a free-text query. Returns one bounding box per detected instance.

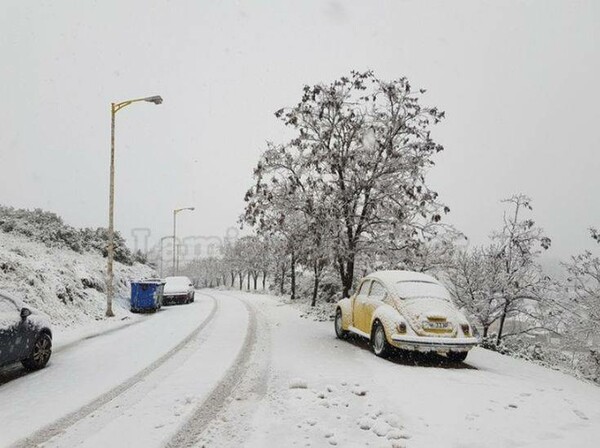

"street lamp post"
[172,207,195,276]
[106,95,163,318]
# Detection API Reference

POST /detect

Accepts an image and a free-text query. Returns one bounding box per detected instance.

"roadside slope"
[0,231,152,327]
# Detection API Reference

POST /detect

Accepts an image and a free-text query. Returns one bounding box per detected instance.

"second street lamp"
[106,95,163,318]
[172,207,195,275]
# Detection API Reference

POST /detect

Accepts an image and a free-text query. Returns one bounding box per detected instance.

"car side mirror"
[20,307,32,319]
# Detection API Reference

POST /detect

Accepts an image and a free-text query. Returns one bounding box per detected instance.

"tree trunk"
[238,272,243,290]
[231,271,235,287]
[496,301,510,344]
[262,271,267,290]
[483,325,489,338]
[338,256,355,298]
[311,262,320,307]
[247,272,251,290]
[280,263,285,295]
[290,251,297,300]
[253,273,258,290]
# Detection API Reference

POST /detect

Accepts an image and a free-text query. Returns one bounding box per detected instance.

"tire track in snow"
[10,294,218,448]
[165,291,270,448]
[0,314,150,388]
[54,315,150,354]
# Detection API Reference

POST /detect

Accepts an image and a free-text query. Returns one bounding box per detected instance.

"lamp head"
[144,95,163,105]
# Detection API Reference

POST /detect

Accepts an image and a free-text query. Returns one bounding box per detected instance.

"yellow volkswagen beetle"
[335,270,479,361]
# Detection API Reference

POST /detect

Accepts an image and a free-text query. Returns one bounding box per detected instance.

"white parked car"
[335,270,479,361]
[163,276,195,305]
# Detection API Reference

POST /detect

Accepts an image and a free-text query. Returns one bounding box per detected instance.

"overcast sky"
[1,0,598,260]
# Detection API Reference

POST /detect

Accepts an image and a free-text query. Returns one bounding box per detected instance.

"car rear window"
[394,281,450,300]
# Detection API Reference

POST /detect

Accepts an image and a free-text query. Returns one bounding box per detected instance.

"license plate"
[423,321,450,330]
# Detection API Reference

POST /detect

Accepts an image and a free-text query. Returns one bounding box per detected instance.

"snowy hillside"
[0,231,153,328]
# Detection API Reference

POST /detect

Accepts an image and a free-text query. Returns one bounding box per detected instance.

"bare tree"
[244,71,448,299]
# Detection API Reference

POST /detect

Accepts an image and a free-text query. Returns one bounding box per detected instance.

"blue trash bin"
[130,279,165,313]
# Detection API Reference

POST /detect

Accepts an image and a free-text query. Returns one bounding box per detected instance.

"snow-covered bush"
[0,230,153,327]
[296,269,342,304]
[482,334,600,385]
[0,206,137,265]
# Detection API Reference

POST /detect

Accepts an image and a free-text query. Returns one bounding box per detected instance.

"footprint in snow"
[352,387,368,396]
[387,429,409,440]
[371,421,392,437]
[573,409,588,421]
[391,442,407,448]
[384,413,402,429]
[289,378,308,389]
[358,417,372,430]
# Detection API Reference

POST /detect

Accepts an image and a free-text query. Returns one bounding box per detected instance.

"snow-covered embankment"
[0,231,153,329]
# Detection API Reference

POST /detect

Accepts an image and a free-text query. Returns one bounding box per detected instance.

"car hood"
[395,297,467,337]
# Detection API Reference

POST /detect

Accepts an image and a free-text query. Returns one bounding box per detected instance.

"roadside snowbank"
[0,231,153,329]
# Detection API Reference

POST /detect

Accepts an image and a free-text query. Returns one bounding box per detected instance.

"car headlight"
[396,322,407,334]
[461,324,470,335]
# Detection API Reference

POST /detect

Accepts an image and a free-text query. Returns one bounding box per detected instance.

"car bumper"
[163,294,188,304]
[390,334,479,352]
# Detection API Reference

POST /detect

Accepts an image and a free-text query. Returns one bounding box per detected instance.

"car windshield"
[394,281,451,301]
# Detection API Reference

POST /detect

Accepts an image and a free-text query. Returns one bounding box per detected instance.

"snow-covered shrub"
[0,229,154,328]
[482,333,600,385]
[296,268,342,304]
[0,206,137,265]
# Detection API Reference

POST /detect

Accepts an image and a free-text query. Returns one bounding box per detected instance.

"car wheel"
[191,292,195,302]
[447,351,468,362]
[371,320,391,358]
[334,308,348,339]
[22,333,52,371]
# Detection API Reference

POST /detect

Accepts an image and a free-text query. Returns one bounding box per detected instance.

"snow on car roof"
[164,276,191,284]
[363,270,441,287]
[0,290,26,309]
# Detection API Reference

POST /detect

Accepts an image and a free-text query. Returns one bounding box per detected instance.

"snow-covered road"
[0,292,254,448]
[1,290,599,448]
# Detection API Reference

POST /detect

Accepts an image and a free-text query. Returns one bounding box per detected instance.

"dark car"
[0,292,52,371]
